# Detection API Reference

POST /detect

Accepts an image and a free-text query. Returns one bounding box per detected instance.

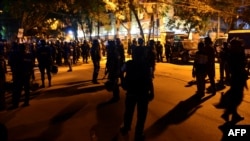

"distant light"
[68,30,73,35]
[0,10,3,13]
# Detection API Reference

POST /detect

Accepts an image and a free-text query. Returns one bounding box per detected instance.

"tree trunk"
[129,0,145,41]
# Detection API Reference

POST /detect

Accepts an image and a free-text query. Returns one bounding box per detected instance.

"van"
[228,30,250,74]
[165,33,198,63]
[227,30,250,58]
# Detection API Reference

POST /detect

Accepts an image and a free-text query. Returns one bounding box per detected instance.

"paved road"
[0,60,250,141]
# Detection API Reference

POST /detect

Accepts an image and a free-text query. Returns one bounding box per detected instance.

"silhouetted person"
[164,40,172,62]
[36,40,52,87]
[155,41,163,62]
[0,123,7,141]
[90,39,101,84]
[192,41,208,98]
[128,38,137,59]
[115,38,125,69]
[0,53,6,111]
[219,42,230,85]
[29,43,36,81]
[66,43,73,72]
[9,43,34,108]
[204,37,216,94]
[81,40,90,63]
[147,40,156,75]
[120,39,154,141]
[220,39,248,123]
[55,41,63,66]
[105,40,121,102]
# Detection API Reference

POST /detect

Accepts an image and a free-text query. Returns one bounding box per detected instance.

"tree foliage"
[3,0,56,34]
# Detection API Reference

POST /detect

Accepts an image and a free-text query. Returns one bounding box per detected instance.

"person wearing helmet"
[36,40,53,87]
[90,39,101,84]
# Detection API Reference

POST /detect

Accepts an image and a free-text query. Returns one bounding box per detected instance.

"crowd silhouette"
[0,36,249,141]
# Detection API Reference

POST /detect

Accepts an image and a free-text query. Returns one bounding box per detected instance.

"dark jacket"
[37,45,52,66]
[90,40,101,62]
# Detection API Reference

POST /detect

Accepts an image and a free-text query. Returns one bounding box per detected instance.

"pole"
[217,13,220,38]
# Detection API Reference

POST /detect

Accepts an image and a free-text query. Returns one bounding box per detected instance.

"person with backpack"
[120,39,154,141]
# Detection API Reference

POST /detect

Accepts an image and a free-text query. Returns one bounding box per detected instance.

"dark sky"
[0,0,3,10]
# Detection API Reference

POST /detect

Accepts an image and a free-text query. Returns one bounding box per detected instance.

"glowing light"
[68,30,73,35]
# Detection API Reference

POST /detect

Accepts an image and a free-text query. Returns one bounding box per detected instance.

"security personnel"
[36,40,52,87]
[192,41,208,98]
[120,45,154,141]
[204,37,216,94]
[90,39,101,84]
[0,52,6,110]
[105,40,123,102]
[9,43,33,108]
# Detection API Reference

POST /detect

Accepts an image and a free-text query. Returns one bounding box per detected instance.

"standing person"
[204,37,216,95]
[55,41,63,66]
[9,43,34,108]
[66,43,73,72]
[105,40,121,102]
[192,41,208,98]
[90,39,101,84]
[120,45,154,141]
[128,38,137,59]
[147,40,156,70]
[164,40,172,62]
[218,42,230,85]
[0,122,8,141]
[127,39,132,58]
[115,38,125,78]
[36,39,53,88]
[0,52,6,111]
[155,41,163,62]
[115,38,125,62]
[29,43,36,81]
[220,39,248,123]
[81,40,90,63]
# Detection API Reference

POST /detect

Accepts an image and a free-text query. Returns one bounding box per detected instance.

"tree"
[168,0,218,37]
[2,0,57,36]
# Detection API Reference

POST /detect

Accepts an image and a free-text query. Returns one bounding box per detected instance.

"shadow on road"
[10,101,86,141]
[185,79,227,93]
[32,80,106,99]
[90,98,125,141]
[144,94,215,139]
[168,60,194,66]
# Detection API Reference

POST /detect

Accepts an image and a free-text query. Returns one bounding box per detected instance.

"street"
[0,59,250,141]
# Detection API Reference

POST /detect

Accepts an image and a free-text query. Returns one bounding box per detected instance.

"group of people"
[97,37,155,141]
[0,39,53,110]
[193,36,248,124]
[1,35,248,140]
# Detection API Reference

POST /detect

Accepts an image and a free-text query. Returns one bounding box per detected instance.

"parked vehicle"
[227,30,250,74]
[170,38,198,63]
[227,30,250,58]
